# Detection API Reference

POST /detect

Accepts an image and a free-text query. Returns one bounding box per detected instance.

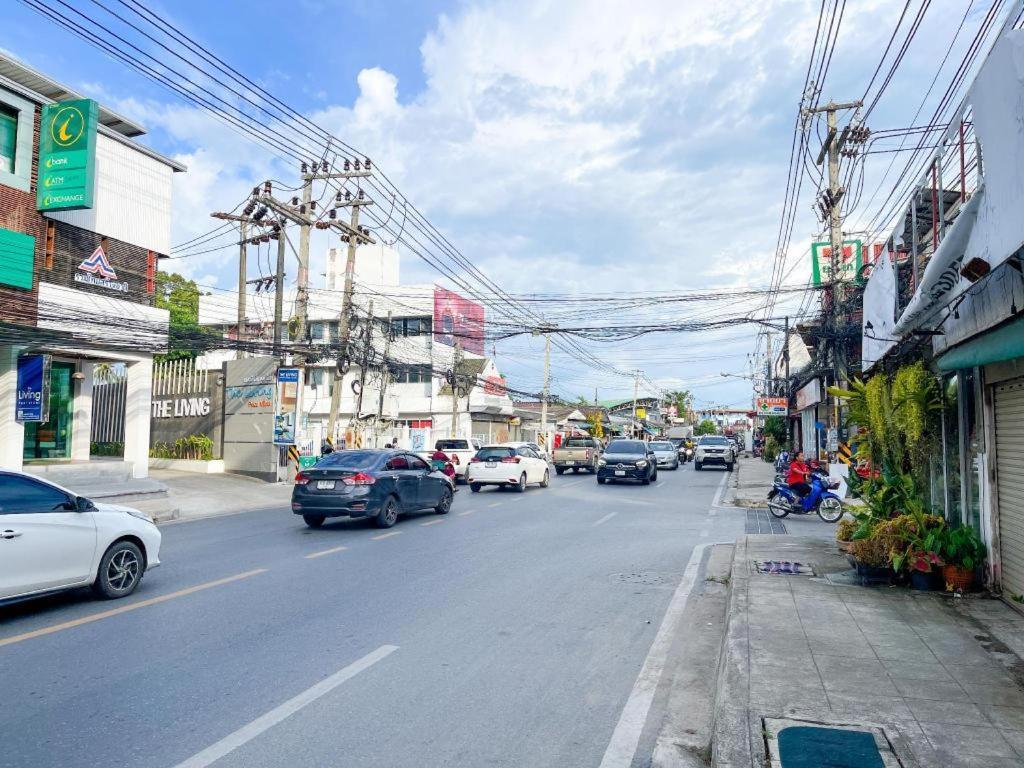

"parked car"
[425,438,482,483]
[292,449,454,528]
[694,435,736,471]
[466,444,550,492]
[648,440,680,470]
[525,441,550,463]
[596,440,658,485]
[552,436,602,474]
[0,470,161,604]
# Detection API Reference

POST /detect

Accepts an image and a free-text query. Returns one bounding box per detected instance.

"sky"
[0,0,999,408]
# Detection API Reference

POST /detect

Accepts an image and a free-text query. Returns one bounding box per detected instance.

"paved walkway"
[146,469,292,522]
[714,535,1024,767]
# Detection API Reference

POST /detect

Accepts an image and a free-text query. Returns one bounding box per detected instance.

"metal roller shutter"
[995,377,1024,600]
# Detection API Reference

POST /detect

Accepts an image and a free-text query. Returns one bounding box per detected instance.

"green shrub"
[149,434,214,461]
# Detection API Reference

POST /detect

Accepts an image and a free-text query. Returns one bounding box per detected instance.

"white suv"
[694,435,736,471]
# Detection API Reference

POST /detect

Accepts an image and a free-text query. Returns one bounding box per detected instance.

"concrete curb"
[710,536,755,768]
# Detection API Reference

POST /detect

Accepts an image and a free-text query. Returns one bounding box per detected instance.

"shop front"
[794,378,823,460]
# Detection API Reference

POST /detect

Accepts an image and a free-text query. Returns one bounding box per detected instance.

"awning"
[937,315,1024,371]
[641,423,657,436]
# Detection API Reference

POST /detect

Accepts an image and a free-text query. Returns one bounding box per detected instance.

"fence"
[153,359,210,396]
[91,375,126,445]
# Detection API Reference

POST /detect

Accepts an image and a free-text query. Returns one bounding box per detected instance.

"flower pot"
[942,564,974,592]
[910,570,938,591]
[837,540,855,554]
[854,560,894,587]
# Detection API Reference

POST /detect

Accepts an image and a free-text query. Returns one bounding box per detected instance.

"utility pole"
[272,217,287,357]
[631,369,640,439]
[377,310,393,426]
[784,315,791,446]
[541,330,551,454]
[451,342,463,438]
[295,173,312,347]
[354,299,374,444]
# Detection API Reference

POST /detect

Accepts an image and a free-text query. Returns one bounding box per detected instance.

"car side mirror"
[75,496,95,512]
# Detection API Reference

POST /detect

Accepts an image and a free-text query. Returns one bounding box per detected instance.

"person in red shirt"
[787,450,811,497]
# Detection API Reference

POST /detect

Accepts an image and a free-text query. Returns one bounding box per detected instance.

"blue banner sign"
[16,355,50,422]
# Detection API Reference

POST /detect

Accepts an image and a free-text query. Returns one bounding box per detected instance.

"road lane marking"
[711,471,729,508]
[457,510,475,516]
[304,545,349,559]
[370,531,402,540]
[173,645,399,768]
[420,519,445,526]
[616,498,654,507]
[598,543,712,768]
[593,512,617,527]
[656,481,664,487]
[487,502,502,508]
[0,569,268,649]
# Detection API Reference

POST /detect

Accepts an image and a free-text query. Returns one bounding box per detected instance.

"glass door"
[23,362,74,460]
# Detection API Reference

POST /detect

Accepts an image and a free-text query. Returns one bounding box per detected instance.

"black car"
[596,440,658,485]
[292,449,453,529]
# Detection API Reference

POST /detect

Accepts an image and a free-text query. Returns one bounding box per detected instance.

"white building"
[197,244,528,451]
[0,53,184,478]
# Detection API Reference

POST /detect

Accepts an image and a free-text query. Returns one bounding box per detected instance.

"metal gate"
[91,375,126,445]
[995,377,1024,600]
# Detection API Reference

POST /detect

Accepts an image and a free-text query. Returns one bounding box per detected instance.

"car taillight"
[585,449,592,460]
[470,456,481,463]
[342,472,376,486]
[501,456,520,463]
[295,472,310,485]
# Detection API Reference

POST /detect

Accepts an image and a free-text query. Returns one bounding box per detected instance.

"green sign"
[811,239,863,287]
[0,228,35,289]
[37,99,98,212]
[299,455,318,469]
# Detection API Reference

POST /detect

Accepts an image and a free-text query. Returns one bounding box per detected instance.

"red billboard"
[433,287,484,355]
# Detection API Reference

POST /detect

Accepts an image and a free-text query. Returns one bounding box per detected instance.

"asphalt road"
[0,462,745,768]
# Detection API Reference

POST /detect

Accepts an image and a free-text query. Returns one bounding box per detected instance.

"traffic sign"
[755,397,788,416]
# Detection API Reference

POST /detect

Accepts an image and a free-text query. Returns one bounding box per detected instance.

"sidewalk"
[713,535,1024,767]
[723,456,776,508]
[141,470,293,523]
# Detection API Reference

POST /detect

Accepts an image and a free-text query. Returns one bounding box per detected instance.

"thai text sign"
[811,239,863,286]
[38,99,98,212]
[755,397,788,416]
[433,287,485,355]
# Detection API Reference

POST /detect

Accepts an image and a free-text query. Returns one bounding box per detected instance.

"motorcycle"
[678,446,694,464]
[767,468,844,523]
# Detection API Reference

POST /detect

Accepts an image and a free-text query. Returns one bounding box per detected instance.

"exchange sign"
[37,99,98,212]
[755,397,788,417]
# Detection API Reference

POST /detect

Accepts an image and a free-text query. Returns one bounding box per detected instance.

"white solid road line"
[593,511,617,527]
[598,542,711,768]
[710,471,729,508]
[487,502,502,508]
[457,510,475,516]
[174,645,398,768]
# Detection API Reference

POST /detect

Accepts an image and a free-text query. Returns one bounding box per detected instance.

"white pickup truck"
[420,438,482,482]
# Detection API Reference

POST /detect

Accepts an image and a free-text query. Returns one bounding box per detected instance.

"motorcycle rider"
[786,449,811,498]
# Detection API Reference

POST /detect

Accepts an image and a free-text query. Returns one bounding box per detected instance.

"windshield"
[564,438,594,447]
[436,440,470,451]
[649,442,674,450]
[604,440,645,454]
[476,447,515,461]
[699,436,730,446]
[316,450,381,470]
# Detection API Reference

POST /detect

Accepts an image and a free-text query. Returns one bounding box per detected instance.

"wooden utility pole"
[450,342,463,438]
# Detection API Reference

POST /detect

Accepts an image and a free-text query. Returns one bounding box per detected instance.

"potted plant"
[886,509,946,590]
[851,532,895,586]
[905,550,944,591]
[937,526,986,592]
[836,519,857,554]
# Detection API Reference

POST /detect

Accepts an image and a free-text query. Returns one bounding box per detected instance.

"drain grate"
[764,718,903,768]
[753,560,815,576]
[746,509,788,534]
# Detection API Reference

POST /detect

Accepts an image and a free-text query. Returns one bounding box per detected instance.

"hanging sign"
[811,239,863,286]
[16,355,51,422]
[273,368,300,445]
[755,397,788,416]
[37,99,99,212]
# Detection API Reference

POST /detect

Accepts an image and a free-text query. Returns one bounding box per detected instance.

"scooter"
[767,469,844,523]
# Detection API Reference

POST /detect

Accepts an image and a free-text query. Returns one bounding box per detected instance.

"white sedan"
[466,443,550,492]
[0,471,162,604]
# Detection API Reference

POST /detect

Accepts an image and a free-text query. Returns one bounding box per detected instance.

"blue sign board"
[277,368,300,383]
[16,355,50,422]
[273,368,300,445]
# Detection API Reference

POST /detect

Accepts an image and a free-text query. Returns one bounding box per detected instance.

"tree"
[762,415,787,446]
[155,272,206,361]
[575,395,590,407]
[694,419,717,436]
[586,410,604,438]
[665,389,693,419]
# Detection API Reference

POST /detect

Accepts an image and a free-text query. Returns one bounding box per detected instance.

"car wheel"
[695,461,702,471]
[93,540,144,599]
[375,496,399,528]
[540,470,550,488]
[588,465,597,474]
[597,477,606,484]
[435,488,453,514]
[470,483,481,493]
[303,514,325,529]
[555,466,565,475]
[642,473,651,485]
[515,473,527,493]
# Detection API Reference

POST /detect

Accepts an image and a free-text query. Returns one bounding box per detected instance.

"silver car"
[648,440,680,470]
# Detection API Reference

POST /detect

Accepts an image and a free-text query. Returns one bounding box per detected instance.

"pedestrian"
[384,442,393,449]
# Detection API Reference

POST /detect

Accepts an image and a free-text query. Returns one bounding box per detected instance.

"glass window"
[565,438,595,447]
[0,475,71,514]
[309,322,325,342]
[605,440,645,454]
[420,317,432,335]
[437,440,470,451]
[961,368,984,532]
[317,450,380,471]
[650,442,674,450]
[385,456,409,470]
[476,447,514,461]
[0,104,16,174]
[940,374,962,522]
[406,454,429,471]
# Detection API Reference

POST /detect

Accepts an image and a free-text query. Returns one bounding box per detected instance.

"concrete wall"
[222,356,278,480]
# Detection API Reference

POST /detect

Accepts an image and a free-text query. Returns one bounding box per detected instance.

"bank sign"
[16,355,50,422]
[37,98,99,212]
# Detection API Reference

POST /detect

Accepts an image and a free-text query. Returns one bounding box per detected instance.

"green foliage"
[90,441,123,457]
[937,525,986,571]
[155,272,212,361]
[836,518,857,542]
[149,433,214,461]
[762,435,779,462]
[665,389,693,418]
[762,415,786,445]
[694,419,717,436]
[891,361,941,452]
[586,410,604,438]
[878,510,946,573]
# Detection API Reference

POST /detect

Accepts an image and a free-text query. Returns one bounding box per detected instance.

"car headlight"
[126,508,155,524]
[635,460,647,468]
[598,458,607,466]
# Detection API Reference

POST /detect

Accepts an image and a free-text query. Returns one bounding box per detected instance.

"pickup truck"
[420,438,482,483]
[553,437,602,474]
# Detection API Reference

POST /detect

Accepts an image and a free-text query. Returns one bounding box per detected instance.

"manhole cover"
[764,718,902,768]
[612,572,670,585]
[753,560,815,576]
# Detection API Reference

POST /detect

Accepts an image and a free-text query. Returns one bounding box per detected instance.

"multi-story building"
[0,53,184,477]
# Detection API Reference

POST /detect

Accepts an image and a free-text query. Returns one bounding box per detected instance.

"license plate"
[316,480,335,490]
[486,462,497,468]
[566,461,576,465]
[615,470,626,476]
